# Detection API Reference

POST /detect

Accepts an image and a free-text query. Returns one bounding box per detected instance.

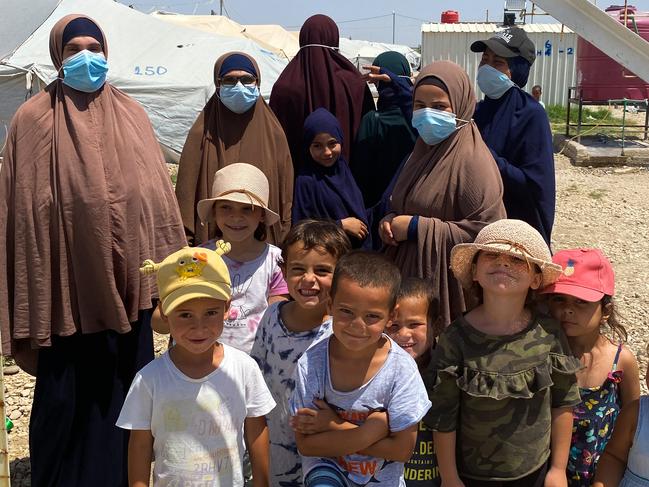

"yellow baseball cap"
[140,241,232,315]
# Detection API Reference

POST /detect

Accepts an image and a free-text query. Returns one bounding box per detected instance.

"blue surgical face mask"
[62,50,108,93]
[412,107,467,145]
[477,64,516,99]
[219,82,260,114]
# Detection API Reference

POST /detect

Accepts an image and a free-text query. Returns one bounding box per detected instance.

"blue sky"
[123,1,649,46]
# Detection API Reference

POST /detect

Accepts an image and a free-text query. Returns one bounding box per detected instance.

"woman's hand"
[341,217,368,241]
[362,65,391,84]
[544,466,568,487]
[379,213,397,246]
[390,215,413,242]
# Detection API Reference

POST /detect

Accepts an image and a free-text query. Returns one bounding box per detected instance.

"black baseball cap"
[471,27,536,65]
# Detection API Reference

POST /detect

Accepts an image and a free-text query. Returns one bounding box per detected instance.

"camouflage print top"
[423,313,581,481]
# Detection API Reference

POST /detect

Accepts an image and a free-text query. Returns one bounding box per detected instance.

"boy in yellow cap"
[117,243,275,486]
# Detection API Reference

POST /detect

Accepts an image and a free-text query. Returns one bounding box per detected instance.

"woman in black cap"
[471,27,555,247]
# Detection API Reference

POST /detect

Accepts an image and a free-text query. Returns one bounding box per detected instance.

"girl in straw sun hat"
[179,163,289,354]
[424,219,582,487]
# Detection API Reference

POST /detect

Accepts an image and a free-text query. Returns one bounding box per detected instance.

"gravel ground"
[4,154,649,484]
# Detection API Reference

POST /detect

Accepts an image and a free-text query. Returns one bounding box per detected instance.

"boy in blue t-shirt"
[386,277,441,487]
[251,220,351,485]
[290,251,431,486]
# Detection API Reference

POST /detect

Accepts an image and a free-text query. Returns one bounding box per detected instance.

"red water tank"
[441,10,459,23]
[576,5,649,101]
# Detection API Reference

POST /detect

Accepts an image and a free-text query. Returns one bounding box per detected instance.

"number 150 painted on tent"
[134,66,168,76]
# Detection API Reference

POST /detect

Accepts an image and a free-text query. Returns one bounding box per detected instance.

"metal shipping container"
[421,23,577,106]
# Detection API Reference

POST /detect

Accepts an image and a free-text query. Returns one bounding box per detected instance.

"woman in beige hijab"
[0,15,186,486]
[380,61,506,327]
[175,51,293,246]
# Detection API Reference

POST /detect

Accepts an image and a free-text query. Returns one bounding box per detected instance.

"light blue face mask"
[219,82,260,114]
[412,107,468,145]
[476,64,516,100]
[62,50,108,93]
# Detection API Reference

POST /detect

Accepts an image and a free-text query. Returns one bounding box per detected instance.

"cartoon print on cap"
[564,258,575,277]
[176,251,208,280]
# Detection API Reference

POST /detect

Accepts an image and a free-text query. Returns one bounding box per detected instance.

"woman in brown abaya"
[175,52,293,246]
[380,61,506,327]
[0,15,186,486]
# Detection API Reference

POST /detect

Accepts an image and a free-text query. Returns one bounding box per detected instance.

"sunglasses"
[219,75,257,87]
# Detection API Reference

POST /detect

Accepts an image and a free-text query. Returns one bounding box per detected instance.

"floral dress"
[568,344,623,486]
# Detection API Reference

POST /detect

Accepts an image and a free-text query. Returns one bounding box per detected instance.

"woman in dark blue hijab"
[352,51,417,208]
[472,27,555,246]
[293,108,370,248]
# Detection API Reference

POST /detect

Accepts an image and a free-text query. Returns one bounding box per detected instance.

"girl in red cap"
[541,248,641,486]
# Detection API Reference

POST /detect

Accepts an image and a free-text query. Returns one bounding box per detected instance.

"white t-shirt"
[290,335,432,486]
[250,302,333,485]
[201,241,288,354]
[116,344,276,487]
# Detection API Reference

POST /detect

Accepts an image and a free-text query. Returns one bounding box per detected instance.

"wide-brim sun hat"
[450,219,562,289]
[197,162,280,227]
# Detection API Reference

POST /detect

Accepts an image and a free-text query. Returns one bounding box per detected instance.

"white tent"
[151,13,301,61]
[152,13,301,61]
[243,24,300,60]
[150,12,296,60]
[338,38,421,73]
[151,11,248,39]
[150,12,419,73]
[0,0,59,61]
[0,0,288,155]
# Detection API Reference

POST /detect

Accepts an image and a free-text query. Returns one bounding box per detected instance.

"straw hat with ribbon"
[197,163,280,227]
[450,219,562,289]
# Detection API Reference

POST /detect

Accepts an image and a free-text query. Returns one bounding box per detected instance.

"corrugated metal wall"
[421,23,577,106]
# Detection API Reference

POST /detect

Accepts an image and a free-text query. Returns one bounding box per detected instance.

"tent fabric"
[0,0,288,155]
[151,12,419,72]
[0,0,60,61]
[243,24,300,59]
[338,38,421,72]
[151,11,247,38]
[151,12,292,60]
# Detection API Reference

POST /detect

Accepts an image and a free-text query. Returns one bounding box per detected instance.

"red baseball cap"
[539,248,615,302]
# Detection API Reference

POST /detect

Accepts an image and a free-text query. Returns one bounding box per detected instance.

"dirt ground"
[4,154,649,485]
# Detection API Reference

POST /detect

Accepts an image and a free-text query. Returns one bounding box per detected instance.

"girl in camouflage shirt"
[425,219,582,487]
